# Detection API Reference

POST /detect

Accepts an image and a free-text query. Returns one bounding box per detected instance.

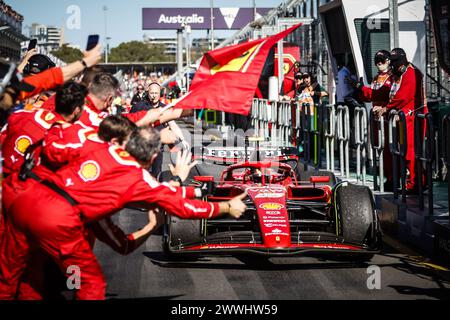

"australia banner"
[142,8,271,30]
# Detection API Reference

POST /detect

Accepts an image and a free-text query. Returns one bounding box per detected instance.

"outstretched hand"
[168,150,197,182]
[83,44,102,68]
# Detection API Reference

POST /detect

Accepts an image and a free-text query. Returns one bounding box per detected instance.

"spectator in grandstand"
[297,72,328,106]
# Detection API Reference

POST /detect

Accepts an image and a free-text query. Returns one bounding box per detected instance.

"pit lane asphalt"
[93,148,450,300]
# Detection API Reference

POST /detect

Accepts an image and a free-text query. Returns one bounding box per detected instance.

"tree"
[109,41,173,63]
[51,44,83,63]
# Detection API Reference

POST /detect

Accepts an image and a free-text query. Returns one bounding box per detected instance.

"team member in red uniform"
[1,82,86,179]
[3,116,164,300]
[0,126,247,300]
[1,81,88,211]
[0,82,87,299]
[358,50,394,189]
[78,73,191,130]
[382,48,428,192]
[0,44,101,112]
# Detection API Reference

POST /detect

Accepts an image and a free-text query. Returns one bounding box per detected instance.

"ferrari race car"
[162,138,382,260]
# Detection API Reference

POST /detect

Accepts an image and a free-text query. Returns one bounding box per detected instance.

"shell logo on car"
[14,135,32,155]
[259,203,284,210]
[78,160,101,182]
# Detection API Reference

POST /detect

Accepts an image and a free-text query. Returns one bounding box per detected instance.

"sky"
[7,0,284,49]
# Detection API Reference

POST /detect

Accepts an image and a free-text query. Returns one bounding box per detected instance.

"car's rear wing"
[192,144,300,165]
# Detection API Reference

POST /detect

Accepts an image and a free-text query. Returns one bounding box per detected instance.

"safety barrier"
[354,105,368,185]
[250,99,296,148]
[312,104,323,169]
[277,101,292,147]
[414,112,435,215]
[389,110,408,203]
[323,104,335,173]
[292,101,301,147]
[336,104,350,179]
[443,114,450,217]
[370,111,385,192]
[300,103,312,164]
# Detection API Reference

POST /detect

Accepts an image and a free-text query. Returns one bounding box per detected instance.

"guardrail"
[300,102,312,165]
[354,105,368,185]
[443,113,450,217]
[370,111,385,192]
[323,104,335,173]
[251,99,297,148]
[389,110,408,203]
[415,112,435,215]
[336,104,350,179]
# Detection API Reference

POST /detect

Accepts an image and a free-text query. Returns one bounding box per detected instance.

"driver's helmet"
[250,168,270,183]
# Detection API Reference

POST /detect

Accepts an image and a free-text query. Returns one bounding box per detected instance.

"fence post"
[414,112,434,215]
[300,102,311,167]
[354,106,368,185]
[324,104,335,173]
[336,104,350,179]
[389,110,408,203]
[370,112,385,192]
[442,114,450,218]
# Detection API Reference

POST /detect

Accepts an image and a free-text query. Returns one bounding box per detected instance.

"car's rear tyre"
[334,183,381,261]
[163,214,203,256]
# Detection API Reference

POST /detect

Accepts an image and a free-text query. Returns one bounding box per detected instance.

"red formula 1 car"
[162,138,382,260]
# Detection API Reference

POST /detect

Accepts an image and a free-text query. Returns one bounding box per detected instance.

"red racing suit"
[78,96,149,129]
[0,138,217,300]
[2,124,156,299]
[385,64,428,190]
[18,67,64,101]
[0,108,64,177]
[359,70,394,183]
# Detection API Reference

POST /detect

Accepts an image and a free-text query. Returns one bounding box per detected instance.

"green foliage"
[51,44,83,63]
[109,41,173,63]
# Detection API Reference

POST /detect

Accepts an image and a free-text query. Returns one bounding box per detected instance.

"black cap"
[24,54,56,75]
[390,48,407,62]
[374,50,390,64]
[390,48,408,70]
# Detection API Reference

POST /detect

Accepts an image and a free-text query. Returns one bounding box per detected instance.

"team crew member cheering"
[358,50,394,190]
[1,82,88,211]
[77,73,191,130]
[1,116,164,300]
[0,44,102,112]
[0,126,247,300]
[379,48,428,192]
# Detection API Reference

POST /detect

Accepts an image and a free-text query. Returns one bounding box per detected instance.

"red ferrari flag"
[173,23,302,115]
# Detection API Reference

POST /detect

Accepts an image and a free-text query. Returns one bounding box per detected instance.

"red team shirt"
[44,137,219,222]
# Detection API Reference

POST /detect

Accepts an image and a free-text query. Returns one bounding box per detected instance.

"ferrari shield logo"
[78,160,100,182]
[210,43,260,75]
[14,135,32,155]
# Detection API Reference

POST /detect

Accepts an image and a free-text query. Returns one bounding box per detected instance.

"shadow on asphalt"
[142,251,374,271]
[389,285,450,300]
[107,294,185,300]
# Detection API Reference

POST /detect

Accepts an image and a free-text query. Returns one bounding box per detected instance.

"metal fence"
[443,114,450,216]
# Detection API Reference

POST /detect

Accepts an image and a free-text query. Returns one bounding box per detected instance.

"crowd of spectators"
[0,1,24,23]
